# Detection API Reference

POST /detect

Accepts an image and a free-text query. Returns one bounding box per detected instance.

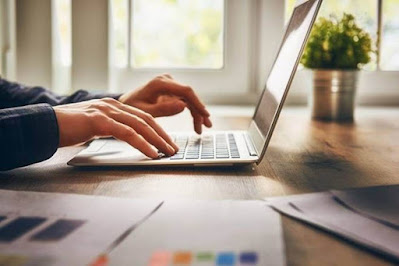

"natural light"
[111,0,224,69]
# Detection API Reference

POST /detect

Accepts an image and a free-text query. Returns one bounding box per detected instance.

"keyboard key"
[167,133,242,161]
[170,154,184,160]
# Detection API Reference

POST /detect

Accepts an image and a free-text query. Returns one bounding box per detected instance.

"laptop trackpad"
[78,139,150,163]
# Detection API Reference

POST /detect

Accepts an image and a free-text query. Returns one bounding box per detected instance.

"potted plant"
[301,13,373,121]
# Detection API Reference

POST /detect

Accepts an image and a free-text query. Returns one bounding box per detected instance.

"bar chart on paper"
[0,189,163,266]
[0,191,286,266]
[0,217,86,242]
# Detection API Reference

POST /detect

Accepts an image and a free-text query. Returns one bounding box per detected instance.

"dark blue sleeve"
[0,78,121,109]
[0,104,59,171]
[0,78,122,170]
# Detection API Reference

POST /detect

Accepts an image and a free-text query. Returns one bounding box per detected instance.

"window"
[285,0,399,71]
[111,0,224,69]
[12,0,398,105]
[285,0,399,105]
[52,0,71,94]
[109,0,256,101]
[381,0,399,70]
[132,0,224,69]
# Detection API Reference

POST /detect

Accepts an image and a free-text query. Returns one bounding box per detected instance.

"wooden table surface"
[1,106,398,265]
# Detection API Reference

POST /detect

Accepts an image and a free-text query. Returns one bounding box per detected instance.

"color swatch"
[239,252,258,264]
[147,250,258,265]
[149,251,171,266]
[0,254,54,266]
[216,252,235,265]
[30,219,86,241]
[196,252,214,262]
[0,217,47,242]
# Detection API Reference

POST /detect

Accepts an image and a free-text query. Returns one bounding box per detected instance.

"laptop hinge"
[247,121,265,157]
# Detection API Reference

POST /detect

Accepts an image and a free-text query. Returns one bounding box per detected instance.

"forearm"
[0,78,121,108]
[0,104,59,171]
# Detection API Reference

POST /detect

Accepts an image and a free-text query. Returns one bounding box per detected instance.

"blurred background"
[0,0,398,106]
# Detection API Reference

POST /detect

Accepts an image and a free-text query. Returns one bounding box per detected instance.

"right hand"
[53,98,178,159]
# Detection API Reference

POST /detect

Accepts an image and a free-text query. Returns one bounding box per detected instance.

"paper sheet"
[109,200,286,266]
[291,193,399,259]
[266,190,399,262]
[332,185,399,228]
[0,190,163,266]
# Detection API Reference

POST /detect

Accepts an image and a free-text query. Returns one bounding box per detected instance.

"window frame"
[108,0,262,104]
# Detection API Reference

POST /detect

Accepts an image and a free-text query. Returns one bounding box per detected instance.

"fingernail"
[172,143,179,152]
[167,144,175,155]
[150,148,159,158]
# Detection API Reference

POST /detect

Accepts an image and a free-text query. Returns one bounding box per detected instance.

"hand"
[118,74,212,134]
[53,98,178,159]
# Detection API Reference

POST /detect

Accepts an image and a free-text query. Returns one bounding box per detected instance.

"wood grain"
[1,106,398,265]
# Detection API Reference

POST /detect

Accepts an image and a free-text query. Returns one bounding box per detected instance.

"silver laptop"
[69,0,322,167]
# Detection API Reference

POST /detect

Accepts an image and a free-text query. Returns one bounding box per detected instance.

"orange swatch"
[173,251,192,265]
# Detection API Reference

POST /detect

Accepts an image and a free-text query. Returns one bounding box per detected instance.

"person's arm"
[0,98,179,171]
[0,78,121,109]
[0,75,212,171]
[0,104,59,171]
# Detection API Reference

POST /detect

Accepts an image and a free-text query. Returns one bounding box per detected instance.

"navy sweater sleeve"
[0,78,121,170]
[0,104,59,171]
[0,78,121,108]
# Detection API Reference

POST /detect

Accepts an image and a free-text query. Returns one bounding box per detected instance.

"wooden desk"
[1,106,398,265]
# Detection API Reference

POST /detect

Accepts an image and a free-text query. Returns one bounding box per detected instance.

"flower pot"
[310,69,358,121]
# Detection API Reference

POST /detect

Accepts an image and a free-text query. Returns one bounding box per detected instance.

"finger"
[154,79,210,117]
[99,118,159,158]
[162,73,173,79]
[140,100,186,117]
[111,103,179,152]
[190,109,204,134]
[203,116,213,128]
[185,104,212,129]
[106,108,176,156]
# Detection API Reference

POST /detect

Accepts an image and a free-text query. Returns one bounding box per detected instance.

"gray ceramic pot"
[310,69,358,121]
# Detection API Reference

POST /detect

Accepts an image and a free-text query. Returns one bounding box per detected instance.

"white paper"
[266,190,399,262]
[109,200,286,266]
[0,190,163,266]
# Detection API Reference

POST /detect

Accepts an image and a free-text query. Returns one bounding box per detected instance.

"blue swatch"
[216,252,235,265]
[240,252,258,264]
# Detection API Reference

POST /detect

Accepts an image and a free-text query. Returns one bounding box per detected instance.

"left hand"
[119,74,212,134]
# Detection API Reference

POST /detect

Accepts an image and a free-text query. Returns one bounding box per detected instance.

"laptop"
[69,0,322,167]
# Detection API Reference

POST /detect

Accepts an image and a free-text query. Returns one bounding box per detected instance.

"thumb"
[146,100,187,117]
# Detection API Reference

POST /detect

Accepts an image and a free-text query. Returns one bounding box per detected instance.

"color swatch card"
[0,189,163,266]
[109,200,285,266]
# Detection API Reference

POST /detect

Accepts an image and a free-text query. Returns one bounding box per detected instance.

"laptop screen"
[253,0,320,142]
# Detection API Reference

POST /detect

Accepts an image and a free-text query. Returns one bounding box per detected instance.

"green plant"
[301,13,373,70]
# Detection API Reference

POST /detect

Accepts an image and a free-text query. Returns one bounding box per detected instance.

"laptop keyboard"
[168,134,240,160]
